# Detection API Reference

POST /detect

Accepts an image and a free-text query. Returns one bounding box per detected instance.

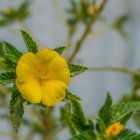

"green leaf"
[70,130,96,140]
[54,46,66,55]
[60,106,71,124]
[86,119,94,131]
[10,87,24,131]
[0,71,16,84]
[60,105,77,136]
[69,98,94,133]
[66,91,81,101]
[111,102,140,123]
[114,129,140,140]
[98,93,112,125]
[3,58,16,71]
[21,30,38,53]
[114,15,129,40]
[17,0,31,20]
[0,42,5,57]
[70,99,87,131]
[69,64,88,77]
[3,42,22,63]
[96,118,106,135]
[120,112,132,125]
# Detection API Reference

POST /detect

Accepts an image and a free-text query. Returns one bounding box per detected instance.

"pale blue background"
[0,0,140,139]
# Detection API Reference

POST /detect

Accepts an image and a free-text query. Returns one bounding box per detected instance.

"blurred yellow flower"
[16,48,70,106]
[105,122,124,137]
[87,5,96,16]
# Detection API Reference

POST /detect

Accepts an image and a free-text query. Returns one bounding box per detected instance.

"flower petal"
[48,57,70,85]
[16,78,42,103]
[36,48,59,65]
[41,80,67,106]
[16,52,37,82]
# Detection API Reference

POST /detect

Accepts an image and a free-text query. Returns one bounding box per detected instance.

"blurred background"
[0,0,140,139]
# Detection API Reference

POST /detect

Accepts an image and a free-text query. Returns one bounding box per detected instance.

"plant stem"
[41,108,56,140]
[64,26,76,58]
[68,0,108,62]
[90,66,138,76]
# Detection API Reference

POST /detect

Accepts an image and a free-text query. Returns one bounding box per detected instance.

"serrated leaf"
[60,106,71,123]
[0,42,5,57]
[66,91,81,101]
[70,99,87,131]
[60,103,78,136]
[54,46,66,55]
[86,119,94,131]
[98,93,112,125]
[120,112,132,125]
[69,64,88,77]
[10,87,24,131]
[70,130,96,140]
[0,71,16,84]
[3,42,22,63]
[96,117,106,134]
[114,129,140,140]
[3,58,16,71]
[21,30,38,53]
[111,102,140,123]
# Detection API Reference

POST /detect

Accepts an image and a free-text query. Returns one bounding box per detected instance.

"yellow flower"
[105,122,124,137]
[16,48,70,106]
[87,5,96,16]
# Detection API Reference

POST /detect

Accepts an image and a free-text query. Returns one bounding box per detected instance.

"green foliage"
[70,99,87,131]
[96,117,106,135]
[66,91,81,101]
[66,0,78,25]
[114,15,129,39]
[66,0,94,26]
[1,30,140,139]
[111,102,140,123]
[94,93,140,139]
[54,46,66,55]
[69,64,88,77]
[21,30,38,53]
[133,111,140,127]
[16,0,31,21]
[67,97,95,139]
[65,93,140,140]
[0,71,16,84]
[3,42,22,63]
[1,41,22,72]
[98,93,112,125]
[120,112,132,125]
[10,87,24,131]
[114,129,140,140]
[60,105,71,124]
[0,42,5,57]
[70,130,96,140]
[0,0,31,26]
[3,58,17,71]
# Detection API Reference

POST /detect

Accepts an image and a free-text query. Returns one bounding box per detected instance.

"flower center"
[38,70,50,81]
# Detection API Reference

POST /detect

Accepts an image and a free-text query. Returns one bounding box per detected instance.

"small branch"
[64,26,76,58]
[90,66,138,76]
[68,0,108,62]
